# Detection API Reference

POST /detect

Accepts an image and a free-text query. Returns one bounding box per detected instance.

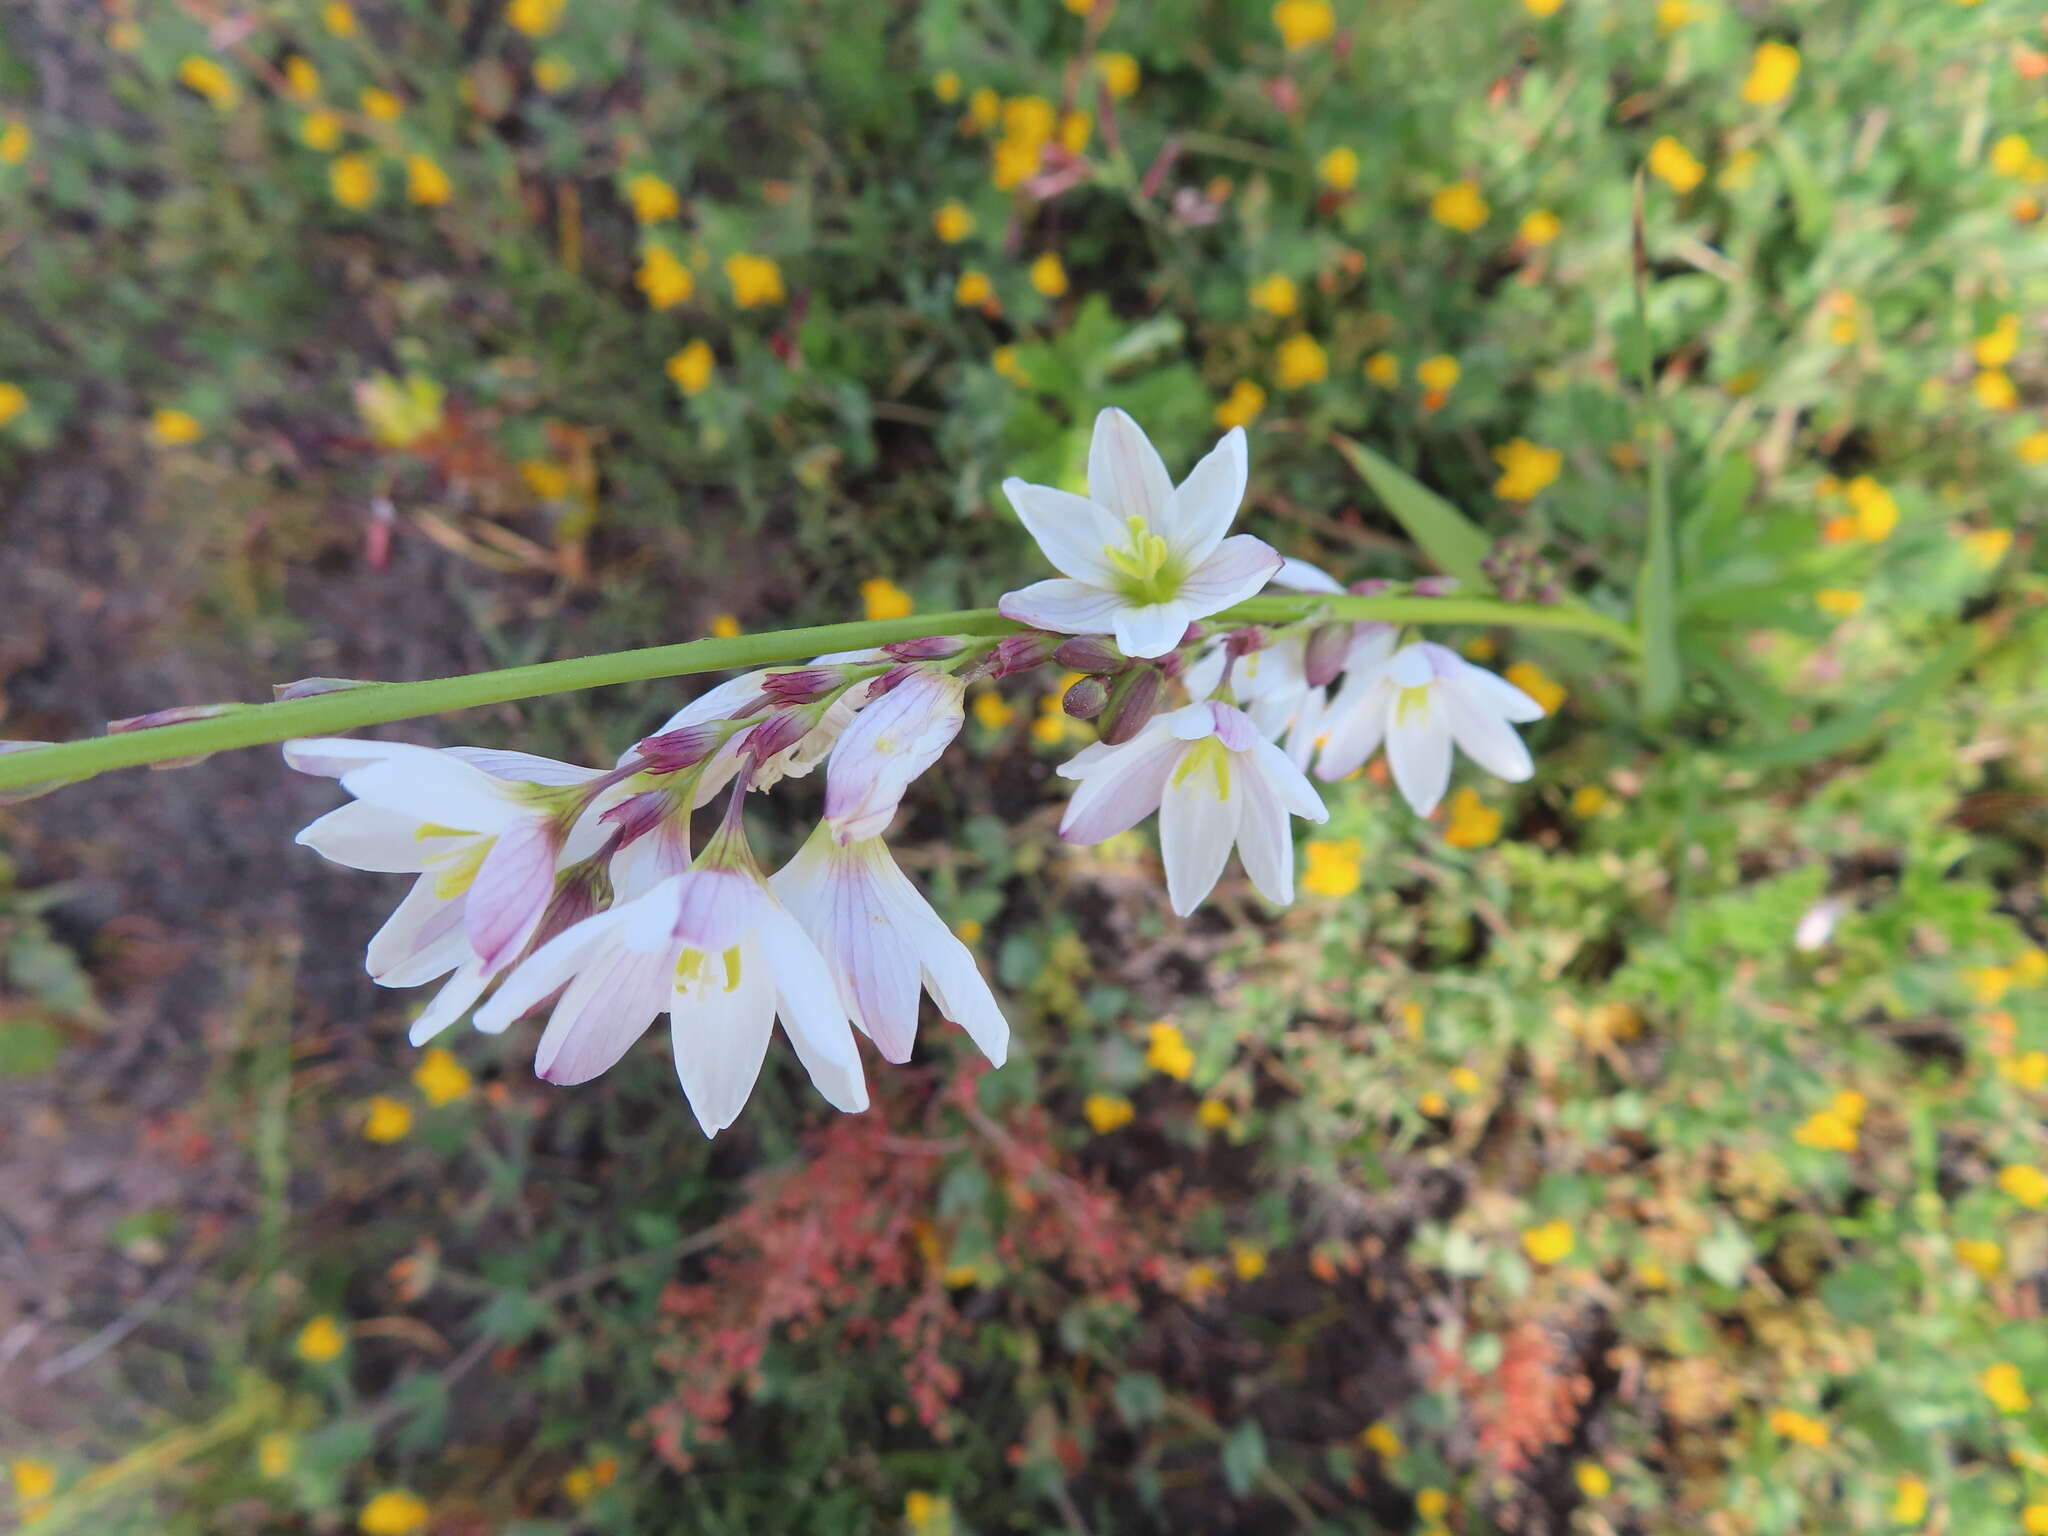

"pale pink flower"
[822,666,965,842]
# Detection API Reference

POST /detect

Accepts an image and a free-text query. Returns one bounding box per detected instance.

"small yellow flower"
[359,1489,431,1536]
[1966,966,2015,1005]
[323,1,359,36]
[1656,0,1698,34]
[1275,333,1328,389]
[665,340,716,397]
[150,408,204,447]
[971,691,1015,729]
[1992,134,2033,177]
[1059,111,1091,155]
[1443,787,1502,849]
[1976,315,2020,369]
[177,56,240,111]
[1145,1021,1196,1081]
[933,70,962,104]
[1450,1065,1482,1095]
[406,154,451,207]
[1524,0,1564,14]
[1083,1092,1136,1134]
[1492,439,1562,501]
[1002,96,1057,146]
[1999,1163,2048,1207]
[533,56,576,92]
[1364,351,1400,388]
[967,88,1000,132]
[1955,1238,2004,1280]
[1521,1219,1574,1265]
[1181,1261,1222,1301]
[904,1490,952,1536]
[1272,0,1336,51]
[0,381,25,427]
[990,135,1043,190]
[283,56,322,102]
[1888,1475,1927,1524]
[1570,784,1607,818]
[363,1095,413,1143]
[257,1432,295,1480]
[1317,145,1359,190]
[1096,52,1141,100]
[626,173,681,225]
[12,1459,57,1502]
[1845,475,1897,540]
[952,918,983,946]
[2002,1050,2048,1090]
[1648,136,1705,193]
[1417,354,1460,394]
[1029,252,1068,297]
[1967,527,2015,568]
[726,253,786,308]
[1416,1488,1450,1520]
[1575,1461,1611,1497]
[1361,1422,1403,1459]
[330,153,379,210]
[0,119,30,166]
[991,345,1032,387]
[360,87,403,122]
[2016,948,2048,986]
[1518,208,1561,246]
[507,0,567,38]
[1981,1361,2031,1413]
[295,1313,347,1363]
[1302,838,1363,898]
[1230,1241,1267,1281]
[1417,1089,1448,1116]
[1062,0,1098,12]
[1793,1108,1858,1151]
[1214,378,1266,430]
[933,200,975,243]
[412,1047,472,1106]
[1197,1098,1235,1130]
[301,110,344,151]
[1768,1408,1829,1448]
[2026,1505,2048,1536]
[1741,41,1801,106]
[520,459,570,500]
[1250,273,1298,317]
[1431,180,1489,233]
[636,246,694,309]
[1504,660,1564,714]
[1975,369,2018,411]
[861,577,914,621]
[1815,588,1865,618]
[707,613,743,640]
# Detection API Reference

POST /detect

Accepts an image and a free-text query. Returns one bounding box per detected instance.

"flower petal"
[407,960,492,1046]
[1087,406,1174,525]
[1233,757,1295,906]
[1439,688,1535,783]
[1454,658,1548,722]
[772,832,921,1062]
[1059,726,1183,843]
[999,577,1128,636]
[824,669,965,843]
[670,942,778,1137]
[1001,478,1126,585]
[868,844,1011,1066]
[1112,600,1192,659]
[761,906,869,1115]
[533,927,673,1084]
[1159,757,1243,916]
[1159,426,1247,565]
[1249,736,1329,823]
[443,747,604,786]
[338,746,526,834]
[295,801,434,872]
[1274,557,1344,594]
[465,820,558,974]
[1175,535,1283,619]
[1387,706,1454,816]
[283,737,410,779]
[1313,677,1391,782]
[474,905,624,1035]
[366,876,465,984]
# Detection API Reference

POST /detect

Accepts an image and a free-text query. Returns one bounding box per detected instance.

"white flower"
[773,826,1008,1066]
[1313,641,1545,815]
[1057,700,1328,915]
[287,738,605,1043]
[998,407,1281,659]
[473,847,867,1138]
[822,666,965,842]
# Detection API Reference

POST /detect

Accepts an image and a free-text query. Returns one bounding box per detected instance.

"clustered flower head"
[293,409,1550,1133]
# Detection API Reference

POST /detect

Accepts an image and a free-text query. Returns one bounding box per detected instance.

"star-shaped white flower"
[998,407,1282,659]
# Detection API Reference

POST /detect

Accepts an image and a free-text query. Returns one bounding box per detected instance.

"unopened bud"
[742,709,810,762]
[632,722,724,773]
[1053,636,1127,674]
[761,666,840,705]
[1412,576,1461,597]
[0,741,69,806]
[1223,626,1264,659]
[273,676,376,701]
[986,631,1061,679]
[1349,578,1393,598]
[1304,622,1355,687]
[1177,622,1205,649]
[1062,674,1110,720]
[106,702,242,772]
[524,863,611,956]
[867,662,923,698]
[882,635,963,661]
[1098,666,1163,745]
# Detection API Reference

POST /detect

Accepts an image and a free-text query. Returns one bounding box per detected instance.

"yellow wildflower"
[1362,1422,1403,1458]
[1431,180,1489,232]
[257,1432,295,1480]
[1418,1090,1448,1116]
[861,577,914,621]
[1364,351,1400,387]
[2017,948,2048,985]
[280,57,322,103]
[1815,589,1865,618]
[178,56,240,111]
[991,135,1043,190]
[1976,315,2021,369]
[1982,1362,2031,1413]
[1083,1093,1136,1134]
[360,87,403,122]
[1273,0,1336,51]
[1521,1219,1575,1265]
[148,408,205,447]
[1302,838,1363,898]
[726,253,786,308]
[1029,252,1069,297]
[301,110,343,151]
[507,0,566,37]
[0,119,30,166]
[358,1489,431,1536]
[1504,660,1564,713]
[626,173,681,224]
[1955,1238,2004,1280]
[704,613,742,641]
[952,918,983,945]
[330,153,379,210]
[933,200,975,243]
[1443,787,1502,849]
[1230,1241,1268,1281]
[1976,369,2018,411]
[12,1459,57,1502]
[1492,439,1562,501]
[1417,354,1460,394]
[1275,333,1328,388]
[1097,52,1141,100]
[1769,1408,1829,1448]
[521,460,570,500]
[295,1314,347,1363]
[1967,966,2014,1004]
[2000,1163,2048,1207]
[971,691,1015,729]
[406,154,451,207]
[1525,0,1564,14]
[1317,145,1360,190]
[1214,378,1266,430]
[2027,1506,2048,1536]
[1648,137,1705,193]
[1059,111,1091,155]
[967,88,1000,132]
[665,340,715,396]
[904,1490,952,1536]
[2002,1050,2048,1089]
[1888,1476,1927,1523]
[1450,1065,1482,1095]
[933,70,962,104]
[0,381,24,427]
[322,1,358,34]
[1576,1462,1611,1497]
[1250,273,1299,317]
[1571,784,1607,818]
[636,245,694,309]
[1993,134,2033,177]
[1656,0,1698,34]
[1844,476,1897,540]
[1182,1261,1222,1301]
[992,345,1032,386]
[1197,1098,1235,1130]
[1145,1021,1196,1081]
[1519,208,1561,246]
[363,1095,413,1143]
[1416,1488,1450,1520]
[1741,41,1801,106]
[1793,1108,1857,1151]
[533,56,576,92]
[412,1047,472,1106]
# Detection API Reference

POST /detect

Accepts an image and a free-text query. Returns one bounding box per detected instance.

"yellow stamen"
[722,946,743,991]
[1395,684,1433,722]
[430,838,491,899]
[1100,515,1182,603]
[1171,737,1233,799]
[676,948,705,985]
[414,822,474,839]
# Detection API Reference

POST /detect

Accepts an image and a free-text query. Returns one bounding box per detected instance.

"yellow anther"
[1101,515,1177,599]
[676,948,705,985]
[414,821,474,839]
[430,838,491,899]
[722,946,744,991]
[1395,684,1433,722]
[1171,737,1233,799]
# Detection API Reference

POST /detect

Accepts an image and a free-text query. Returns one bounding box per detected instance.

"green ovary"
[1102,515,1186,605]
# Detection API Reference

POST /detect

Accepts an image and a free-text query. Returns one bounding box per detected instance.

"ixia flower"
[999,408,1281,660]
[1314,642,1546,815]
[1058,700,1327,915]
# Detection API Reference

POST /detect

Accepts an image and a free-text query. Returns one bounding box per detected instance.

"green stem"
[1630,169,1682,724]
[0,595,1636,794]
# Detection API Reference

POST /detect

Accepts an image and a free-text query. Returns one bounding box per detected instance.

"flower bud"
[1348,578,1393,598]
[1053,636,1127,674]
[761,666,840,705]
[1412,576,1461,597]
[632,721,724,773]
[273,677,376,701]
[882,635,963,661]
[741,708,811,763]
[600,788,672,842]
[1304,622,1355,687]
[985,631,1061,679]
[107,702,243,772]
[1062,674,1109,720]
[1223,626,1264,659]
[0,741,69,806]
[1098,666,1163,745]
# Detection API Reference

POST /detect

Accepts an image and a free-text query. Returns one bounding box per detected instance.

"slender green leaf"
[1330,433,1492,590]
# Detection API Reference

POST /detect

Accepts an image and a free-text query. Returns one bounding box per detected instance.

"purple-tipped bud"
[0,741,68,806]
[107,702,241,734]
[273,676,376,701]
[1098,666,1163,745]
[1062,674,1110,720]
[986,631,1062,679]
[1053,635,1128,674]
[632,722,724,774]
[742,709,810,762]
[867,662,923,699]
[1304,622,1356,687]
[524,863,611,956]
[1348,578,1393,598]
[1223,626,1265,659]
[761,667,840,705]
[600,788,672,842]
[883,635,963,661]
[1412,576,1461,597]
[1158,650,1187,682]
